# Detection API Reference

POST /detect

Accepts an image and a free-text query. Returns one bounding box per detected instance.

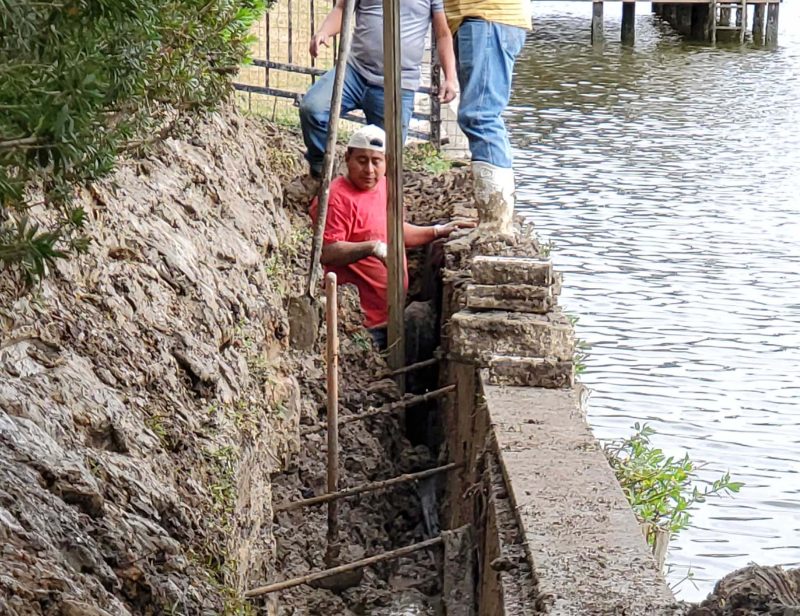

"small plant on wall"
[604,423,743,567]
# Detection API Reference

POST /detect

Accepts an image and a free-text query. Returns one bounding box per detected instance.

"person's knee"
[298,94,323,121]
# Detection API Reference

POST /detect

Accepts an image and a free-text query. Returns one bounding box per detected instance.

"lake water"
[509,1,800,600]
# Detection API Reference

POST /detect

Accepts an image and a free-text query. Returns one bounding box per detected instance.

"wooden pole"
[245,537,444,598]
[275,463,460,512]
[383,0,406,388]
[306,0,356,297]
[753,3,767,45]
[765,1,779,46]
[300,384,456,435]
[621,1,636,45]
[325,273,339,564]
[591,1,604,45]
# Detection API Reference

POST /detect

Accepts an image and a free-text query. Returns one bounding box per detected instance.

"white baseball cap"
[347,124,386,153]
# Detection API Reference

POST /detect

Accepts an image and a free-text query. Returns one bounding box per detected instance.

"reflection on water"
[509,1,800,600]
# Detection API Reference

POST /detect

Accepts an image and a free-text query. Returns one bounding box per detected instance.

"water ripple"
[509,1,800,601]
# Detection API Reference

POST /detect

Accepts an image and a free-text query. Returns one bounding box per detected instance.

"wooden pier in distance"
[572,0,782,46]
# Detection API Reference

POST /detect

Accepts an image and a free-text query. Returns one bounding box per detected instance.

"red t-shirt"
[310,176,408,328]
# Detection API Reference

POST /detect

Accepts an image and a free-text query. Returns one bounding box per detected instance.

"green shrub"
[605,423,743,545]
[0,0,267,283]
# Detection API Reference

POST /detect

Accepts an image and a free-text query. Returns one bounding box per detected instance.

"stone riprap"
[471,255,553,286]
[465,283,555,313]
[450,310,573,365]
[486,355,574,389]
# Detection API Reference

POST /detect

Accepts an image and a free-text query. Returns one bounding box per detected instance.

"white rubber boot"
[471,161,516,235]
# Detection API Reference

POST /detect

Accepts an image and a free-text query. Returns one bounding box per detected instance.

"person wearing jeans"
[444,0,530,234]
[300,0,458,178]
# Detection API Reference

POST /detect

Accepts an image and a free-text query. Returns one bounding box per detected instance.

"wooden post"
[325,272,339,565]
[753,3,767,45]
[621,1,636,45]
[591,1,604,45]
[384,0,406,387]
[765,1,779,46]
[691,3,712,41]
[306,0,357,297]
[677,4,693,35]
[666,3,678,27]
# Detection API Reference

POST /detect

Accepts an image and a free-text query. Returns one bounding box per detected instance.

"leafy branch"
[605,423,743,546]
[0,0,270,285]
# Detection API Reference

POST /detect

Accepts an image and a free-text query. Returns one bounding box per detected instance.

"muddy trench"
[258,156,479,616]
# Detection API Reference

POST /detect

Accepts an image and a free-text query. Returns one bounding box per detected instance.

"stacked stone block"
[448,255,575,388]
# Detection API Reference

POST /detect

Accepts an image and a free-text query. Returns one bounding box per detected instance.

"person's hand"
[309,32,332,58]
[439,79,458,104]
[434,219,477,238]
[372,240,388,263]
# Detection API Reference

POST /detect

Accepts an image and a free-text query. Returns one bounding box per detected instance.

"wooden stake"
[301,384,456,435]
[306,0,357,297]
[383,0,406,388]
[325,273,339,564]
[245,537,443,598]
[275,463,460,512]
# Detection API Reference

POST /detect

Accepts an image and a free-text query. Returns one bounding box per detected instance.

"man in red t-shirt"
[310,125,473,348]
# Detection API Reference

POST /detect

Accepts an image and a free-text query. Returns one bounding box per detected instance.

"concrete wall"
[438,232,681,615]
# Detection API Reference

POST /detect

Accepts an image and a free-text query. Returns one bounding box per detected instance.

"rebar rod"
[245,537,443,597]
[301,384,455,436]
[275,463,459,512]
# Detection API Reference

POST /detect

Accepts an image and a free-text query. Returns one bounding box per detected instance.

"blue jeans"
[299,64,416,175]
[455,19,526,168]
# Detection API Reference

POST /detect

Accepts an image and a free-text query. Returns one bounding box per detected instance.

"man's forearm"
[436,35,457,83]
[433,14,457,83]
[321,240,379,266]
[318,6,343,37]
[404,223,437,248]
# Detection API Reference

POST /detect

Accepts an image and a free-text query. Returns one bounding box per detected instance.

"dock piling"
[591,1,604,44]
[677,4,693,35]
[765,1,779,46]
[753,3,766,44]
[621,1,636,44]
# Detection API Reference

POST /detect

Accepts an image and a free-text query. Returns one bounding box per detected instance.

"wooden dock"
[581,0,781,46]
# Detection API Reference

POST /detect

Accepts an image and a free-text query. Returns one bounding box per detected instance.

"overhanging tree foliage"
[0,0,267,282]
